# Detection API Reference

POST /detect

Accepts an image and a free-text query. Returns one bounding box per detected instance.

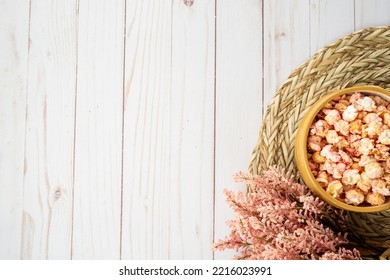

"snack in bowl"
[295,86,390,212]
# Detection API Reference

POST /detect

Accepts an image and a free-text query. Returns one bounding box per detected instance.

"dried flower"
[213,166,361,260]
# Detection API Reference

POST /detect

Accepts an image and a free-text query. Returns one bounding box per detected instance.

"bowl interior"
[295,86,390,212]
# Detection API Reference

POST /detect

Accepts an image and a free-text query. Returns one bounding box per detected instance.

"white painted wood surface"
[214,0,262,260]
[121,0,215,260]
[72,0,124,260]
[1,0,389,259]
[0,0,29,259]
[22,0,78,259]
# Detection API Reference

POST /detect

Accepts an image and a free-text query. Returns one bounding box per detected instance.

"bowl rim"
[295,85,390,213]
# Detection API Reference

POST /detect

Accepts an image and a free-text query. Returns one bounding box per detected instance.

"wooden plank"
[121,0,172,259]
[168,0,215,259]
[355,0,390,30]
[214,0,262,260]
[263,0,310,110]
[309,0,354,56]
[121,0,215,259]
[21,0,78,259]
[72,0,124,259]
[0,0,30,259]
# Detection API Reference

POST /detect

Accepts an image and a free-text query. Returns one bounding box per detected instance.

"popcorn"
[307,135,323,152]
[344,188,365,205]
[339,150,352,164]
[349,119,362,134]
[351,162,363,171]
[360,172,371,184]
[358,155,375,167]
[371,179,390,196]
[321,160,345,179]
[334,120,349,136]
[365,192,385,206]
[310,119,330,137]
[366,121,383,138]
[357,138,374,156]
[342,105,358,122]
[316,171,329,186]
[325,130,340,144]
[372,145,390,160]
[321,160,333,174]
[348,134,362,145]
[383,112,390,125]
[365,162,384,179]
[334,103,347,113]
[357,180,371,193]
[335,137,349,150]
[312,151,326,164]
[320,145,341,162]
[349,92,363,104]
[373,95,387,106]
[355,96,377,112]
[357,171,372,193]
[324,109,341,125]
[378,129,390,145]
[363,113,381,124]
[382,161,390,173]
[383,173,390,184]
[307,91,390,207]
[342,169,360,185]
[326,181,343,199]
[375,144,390,153]
[309,161,319,176]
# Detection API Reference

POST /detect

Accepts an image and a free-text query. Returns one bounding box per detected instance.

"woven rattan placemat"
[249,26,390,259]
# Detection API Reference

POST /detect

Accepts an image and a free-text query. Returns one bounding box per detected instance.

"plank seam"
[70,0,81,260]
[119,0,127,260]
[212,0,217,260]
[20,0,33,260]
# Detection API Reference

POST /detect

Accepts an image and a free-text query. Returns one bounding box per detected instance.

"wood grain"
[169,0,215,259]
[121,0,215,259]
[0,0,30,260]
[21,0,78,259]
[263,0,310,110]
[355,0,390,30]
[214,0,262,260]
[72,0,124,259]
[309,0,355,56]
[1,0,390,260]
[121,0,172,259]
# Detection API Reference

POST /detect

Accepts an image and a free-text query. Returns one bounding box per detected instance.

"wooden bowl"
[295,85,390,212]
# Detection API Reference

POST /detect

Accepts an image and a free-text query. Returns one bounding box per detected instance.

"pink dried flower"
[213,166,361,260]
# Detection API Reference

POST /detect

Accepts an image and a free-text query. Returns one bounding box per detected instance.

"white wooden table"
[1,0,389,260]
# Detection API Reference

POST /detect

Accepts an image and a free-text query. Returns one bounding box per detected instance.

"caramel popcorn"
[334,120,349,136]
[308,92,390,206]
[316,171,329,186]
[383,112,390,125]
[365,192,385,206]
[371,179,390,196]
[312,151,326,164]
[326,180,343,199]
[325,130,341,144]
[345,188,365,205]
